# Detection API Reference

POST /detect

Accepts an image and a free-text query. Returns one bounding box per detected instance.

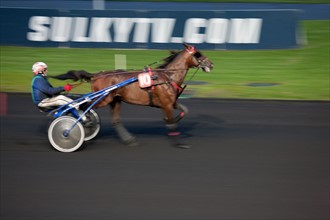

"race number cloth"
[138,68,154,88]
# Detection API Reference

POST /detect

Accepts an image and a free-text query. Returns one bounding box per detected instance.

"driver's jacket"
[31,74,64,105]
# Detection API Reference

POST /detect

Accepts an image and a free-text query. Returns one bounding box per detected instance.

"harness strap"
[142,68,186,106]
[143,67,155,107]
[147,89,154,107]
[172,82,186,99]
[171,82,183,93]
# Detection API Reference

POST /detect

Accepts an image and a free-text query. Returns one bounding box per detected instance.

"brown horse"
[51,43,214,148]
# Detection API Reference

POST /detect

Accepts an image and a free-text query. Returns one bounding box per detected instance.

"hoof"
[124,138,139,147]
[174,143,191,149]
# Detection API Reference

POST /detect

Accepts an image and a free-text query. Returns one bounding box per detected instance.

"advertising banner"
[0,8,301,50]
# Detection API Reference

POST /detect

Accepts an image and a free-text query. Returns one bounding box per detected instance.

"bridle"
[185,49,213,82]
[189,49,210,70]
[196,56,210,70]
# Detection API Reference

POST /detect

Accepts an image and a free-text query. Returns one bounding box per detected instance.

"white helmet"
[32,62,48,75]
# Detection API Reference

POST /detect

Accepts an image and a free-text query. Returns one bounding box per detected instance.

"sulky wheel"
[82,109,101,141]
[48,116,85,153]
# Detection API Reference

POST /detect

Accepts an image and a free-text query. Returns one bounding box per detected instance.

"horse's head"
[183,43,214,73]
[193,50,214,73]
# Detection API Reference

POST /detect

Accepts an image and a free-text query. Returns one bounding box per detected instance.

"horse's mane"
[156,50,203,69]
[157,51,180,69]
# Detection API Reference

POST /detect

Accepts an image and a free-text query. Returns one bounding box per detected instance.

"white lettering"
[171,37,183,43]
[133,18,151,43]
[89,18,112,42]
[72,17,90,42]
[113,18,134,43]
[50,17,72,42]
[183,18,206,44]
[228,18,262,43]
[205,18,228,44]
[152,19,175,43]
[26,16,263,45]
[27,16,50,41]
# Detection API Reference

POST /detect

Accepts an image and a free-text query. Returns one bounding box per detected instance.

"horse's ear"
[183,43,196,54]
[183,43,190,49]
[183,43,196,51]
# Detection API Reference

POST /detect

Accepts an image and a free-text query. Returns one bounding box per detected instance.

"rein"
[71,81,86,88]
[64,81,86,94]
[83,48,203,90]
[90,48,202,81]
[186,67,200,82]
[90,68,189,81]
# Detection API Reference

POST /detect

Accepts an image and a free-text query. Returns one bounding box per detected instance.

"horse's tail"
[49,70,93,82]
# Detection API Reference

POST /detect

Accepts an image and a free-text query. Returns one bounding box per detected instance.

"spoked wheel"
[82,109,101,141]
[48,116,85,153]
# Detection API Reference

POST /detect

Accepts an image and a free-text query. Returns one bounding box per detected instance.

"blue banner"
[0,8,301,50]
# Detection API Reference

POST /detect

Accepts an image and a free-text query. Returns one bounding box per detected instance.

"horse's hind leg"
[110,101,139,147]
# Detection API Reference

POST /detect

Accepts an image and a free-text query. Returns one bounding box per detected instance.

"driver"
[31,61,74,109]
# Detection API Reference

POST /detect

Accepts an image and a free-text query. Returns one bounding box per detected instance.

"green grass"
[0,20,329,100]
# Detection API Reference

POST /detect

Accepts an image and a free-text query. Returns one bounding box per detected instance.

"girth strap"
[147,88,154,107]
[171,82,182,93]
[144,80,185,107]
[171,82,186,99]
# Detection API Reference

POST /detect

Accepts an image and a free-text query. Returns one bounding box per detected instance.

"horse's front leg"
[163,104,190,149]
[173,102,189,123]
[110,101,138,147]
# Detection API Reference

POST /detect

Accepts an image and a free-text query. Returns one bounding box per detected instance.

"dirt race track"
[0,93,329,220]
